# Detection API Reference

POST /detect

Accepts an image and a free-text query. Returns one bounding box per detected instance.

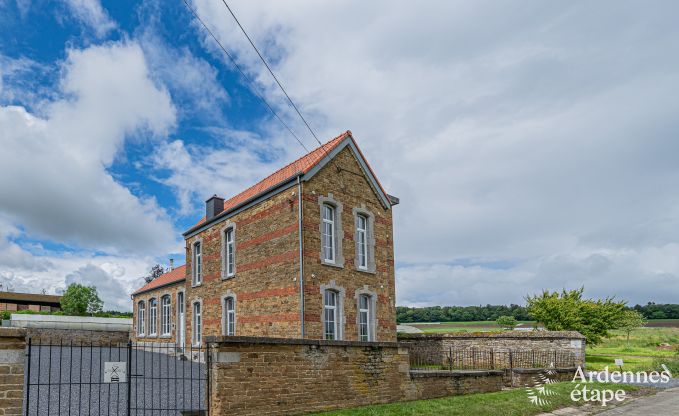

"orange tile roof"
[189,130,355,229]
[132,265,186,296]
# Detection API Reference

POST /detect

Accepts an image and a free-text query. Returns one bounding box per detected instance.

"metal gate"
[24,339,210,415]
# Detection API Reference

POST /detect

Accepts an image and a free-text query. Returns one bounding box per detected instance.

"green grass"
[406,321,537,334]
[585,327,679,371]
[310,382,642,416]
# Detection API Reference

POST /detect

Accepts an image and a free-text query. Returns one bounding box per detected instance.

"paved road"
[597,387,679,415]
[25,344,207,416]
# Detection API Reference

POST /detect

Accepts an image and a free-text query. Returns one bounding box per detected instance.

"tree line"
[397,302,679,323]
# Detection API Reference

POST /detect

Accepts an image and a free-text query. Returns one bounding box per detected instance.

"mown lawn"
[310,383,643,416]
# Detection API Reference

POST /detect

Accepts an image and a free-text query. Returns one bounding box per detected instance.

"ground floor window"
[137,301,145,336]
[358,294,373,341]
[223,297,235,336]
[192,302,201,346]
[161,295,171,336]
[324,290,339,340]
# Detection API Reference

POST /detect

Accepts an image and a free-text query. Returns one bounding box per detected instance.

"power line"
[182,0,310,153]
[218,0,331,158]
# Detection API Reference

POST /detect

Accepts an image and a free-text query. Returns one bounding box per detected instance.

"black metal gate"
[24,339,210,416]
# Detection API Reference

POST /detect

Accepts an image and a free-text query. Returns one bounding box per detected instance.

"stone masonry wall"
[208,336,507,416]
[400,331,586,368]
[27,328,130,346]
[0,328,25,416]
[186,188,301,345]
[301,146,397,341]
[209,337,408,415]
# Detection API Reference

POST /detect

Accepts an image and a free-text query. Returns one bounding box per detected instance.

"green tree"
[526,287,626,345]
[618,310,647,348]
[60,284,103,316]
[496,315,518,330]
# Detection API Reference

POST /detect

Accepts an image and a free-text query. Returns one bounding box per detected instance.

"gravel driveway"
[25,344,207,416]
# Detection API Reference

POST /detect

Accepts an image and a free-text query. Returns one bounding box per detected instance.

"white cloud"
[62,0,116,38]
[65,264,132,311]
[150,130,297,216]
[190,0,679,305]
[0,41,178,255]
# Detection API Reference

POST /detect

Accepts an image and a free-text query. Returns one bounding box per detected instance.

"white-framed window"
[225,228,235,277]
[358,294,372,341]
[149,298,157,336]
[322,204,335,263]
[223,297,235,336]
[324,290,339,340]
[161,295,171,336]
[192,301,202,346]
[356,214,368,270]
[192,242,202,285]
[137,301,146,336]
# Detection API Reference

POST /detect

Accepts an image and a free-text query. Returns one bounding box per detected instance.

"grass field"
[406,321,538,333]
[586,326,679,372]
[311,382,645,416]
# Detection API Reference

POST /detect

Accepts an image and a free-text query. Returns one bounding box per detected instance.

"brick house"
[131,131,398,346]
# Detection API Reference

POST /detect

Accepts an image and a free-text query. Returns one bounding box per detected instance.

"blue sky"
[2,0,679,310]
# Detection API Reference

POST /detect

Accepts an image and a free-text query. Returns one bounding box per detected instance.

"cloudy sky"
[1,0,678,310]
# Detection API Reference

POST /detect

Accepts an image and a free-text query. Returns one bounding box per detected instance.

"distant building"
[0,291,62,313]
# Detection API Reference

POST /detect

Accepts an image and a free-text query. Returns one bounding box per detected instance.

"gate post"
[0,327,26,416]
[127,341,132,416]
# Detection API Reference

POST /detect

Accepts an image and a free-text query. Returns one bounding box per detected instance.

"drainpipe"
[297,175,305,338]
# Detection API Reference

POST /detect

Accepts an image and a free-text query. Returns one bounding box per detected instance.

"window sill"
[355,267,377,275]
[160,334,172,339]
[191,282,202,288]
[221,274,236,281]
[321,260,344,269]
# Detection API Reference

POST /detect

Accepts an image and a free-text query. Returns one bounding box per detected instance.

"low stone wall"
[407,370,504,400]
[207,336,511,416]
[26,328,130,345]
[0,328,25,416]
[400,331,586,368]
[208,336,409,415]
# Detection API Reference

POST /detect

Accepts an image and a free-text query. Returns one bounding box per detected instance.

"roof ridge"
[219,130,351,204]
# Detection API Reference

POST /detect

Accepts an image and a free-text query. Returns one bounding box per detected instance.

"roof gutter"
[131,279,185,297]
[183,174,302,238]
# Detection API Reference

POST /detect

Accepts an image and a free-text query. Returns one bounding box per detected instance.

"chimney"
[169,258,174,271]
[206,194,225,221]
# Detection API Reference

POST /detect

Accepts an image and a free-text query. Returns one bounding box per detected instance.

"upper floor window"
[223,296,236,336]
[161,295,171,336]
[225,228,235,278]
[137,301,146,336]
[323,290,339,340]
[356,214,368,270]
[353,208,375,273]
[192,242,202,285]
[149,298,158,336]
[358,294,373,341]
[322,204,336,263]
[192,301,202,346]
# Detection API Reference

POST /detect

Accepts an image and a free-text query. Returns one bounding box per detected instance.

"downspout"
[297,174,305,338]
